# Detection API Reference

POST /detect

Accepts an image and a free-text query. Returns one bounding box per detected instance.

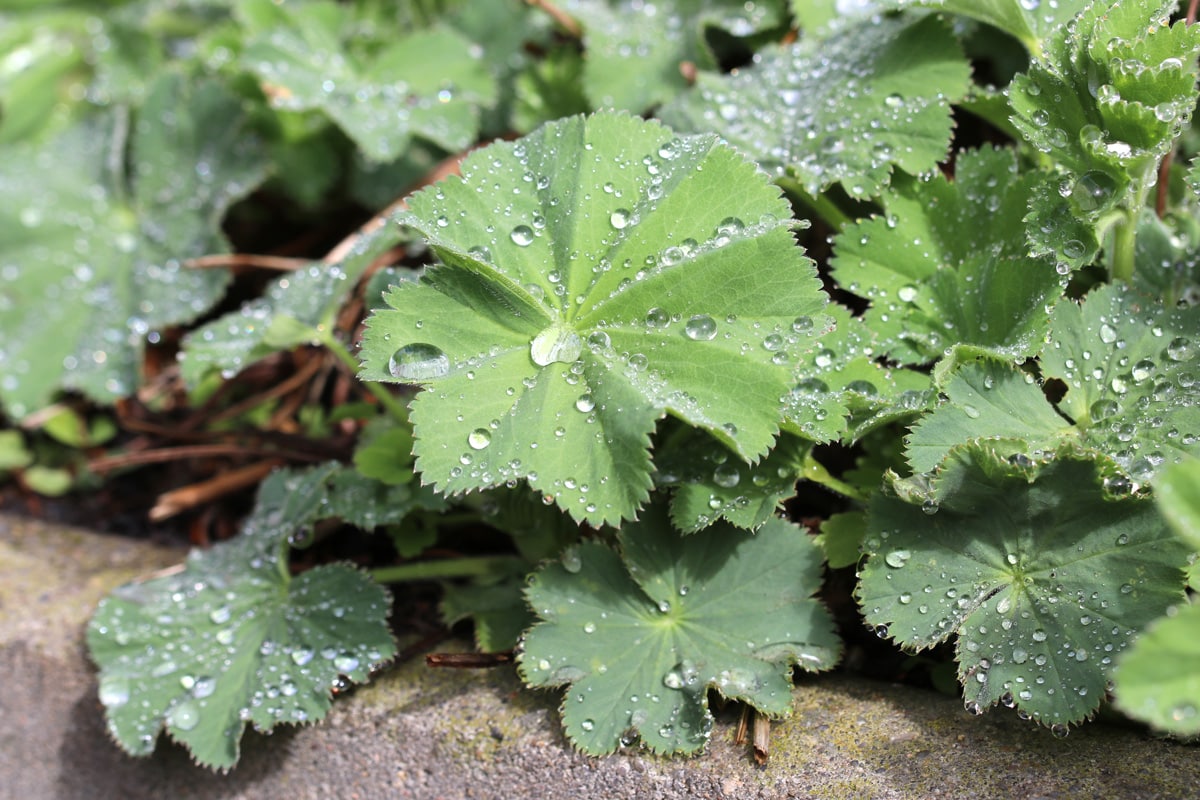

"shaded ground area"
[3,513,1198,800]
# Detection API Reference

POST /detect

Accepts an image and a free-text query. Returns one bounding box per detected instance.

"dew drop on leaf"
[610,209,632,229]
[530,324,583,366]
[510,225,535,246]
[1071,171,1116,212]
[168,700,200,731]
[388,343,450,380]
[683,315,717,341]
[575,394,596,413]
[468,429,492,450]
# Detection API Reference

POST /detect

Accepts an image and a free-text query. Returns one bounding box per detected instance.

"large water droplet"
[1071,171,1116,212]
[168,700,200,731]
[610,209,632,229]
[389,343,450,380]
[510,225,535,246]
[99,676,130,708]
[530,324,583,366]
[468,429,492,450]
[884,549,911,568]
[684,315,717,341]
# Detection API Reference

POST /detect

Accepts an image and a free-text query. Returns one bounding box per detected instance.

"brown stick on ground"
[752,712,770,765]
[425,652,514,668]
[182,254,310,271]
[149,459,281,522]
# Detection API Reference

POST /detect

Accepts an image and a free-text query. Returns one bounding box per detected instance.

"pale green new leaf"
[1154,457,1200,549]
[358,112,828,526]
[859,446,1189,729]
[1009,0,1200,267]
[660,14,971,199]
[87,464,397,770]
[564,0,787,112]
[180,220,408,386]
[831,146,1062,364]
[0,75,267,418]
[518,505,840,755]
[1113,602,1200,736]
[239,0,495,161]
[441,571,534,652]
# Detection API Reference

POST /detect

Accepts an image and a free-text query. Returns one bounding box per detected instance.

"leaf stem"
[322,335,410,423]
[776,177,853,230]
[370,555,526,584]
[1109,208,1137,284]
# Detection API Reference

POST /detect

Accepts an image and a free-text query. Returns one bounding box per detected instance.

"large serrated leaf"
[517,505,840,755]
[239,0,495,161]
[660,13,971,199]
[859,446,1189,730]
[87,464,398,770]
[565,0,787,112]
[0,74,267,418]
[358,112,828,526]
[831,146,1062,364]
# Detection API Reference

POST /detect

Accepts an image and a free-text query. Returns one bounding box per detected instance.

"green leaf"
[1040,282,1200,484]
[239,0,496,161]
[831,146,1062,364]
[933,0,1086,54]
[0,74,268,418]
[353,415,417,487]
[906,359,1073,474]
[655,428,811,532]
[0,430,32,471]
[513,45,590,134]
[660,13,971,199]
[1112,601,1200,736]
[907,285,1200,480]
[441,570,533,652]
[779,305,935,443]
[518,505,840,755]
[859,446,1189,730]
[87,464,397,770]
[1155,457,1200,550]
[814,511,866,569]
[180,220,407,386]
[358,112,828,526]
[1009,0,1200,267]
[565,0,787,112]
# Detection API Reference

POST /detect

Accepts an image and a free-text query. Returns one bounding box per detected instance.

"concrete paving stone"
[2,513,1198,800]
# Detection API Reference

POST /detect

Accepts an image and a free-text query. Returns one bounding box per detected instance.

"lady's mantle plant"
[0,0,1191,771]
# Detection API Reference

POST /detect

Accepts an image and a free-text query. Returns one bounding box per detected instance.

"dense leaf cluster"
[1,0,1198,768]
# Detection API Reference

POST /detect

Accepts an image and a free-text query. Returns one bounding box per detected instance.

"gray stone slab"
[2,512,1198,799]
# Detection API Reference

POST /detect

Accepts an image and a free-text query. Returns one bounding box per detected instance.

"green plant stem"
[323,334,410,423]
[1109,209,1137,284]
[370,555,526,584]
[776,177,853,230]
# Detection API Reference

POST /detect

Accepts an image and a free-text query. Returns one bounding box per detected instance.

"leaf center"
[530,322,583,367]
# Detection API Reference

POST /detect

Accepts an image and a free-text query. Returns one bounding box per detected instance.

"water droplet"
[561,546,582,573]
[468,429,492,450]
[1071,171,1116,212]
[389,343,450,380]
[168,700,200,731]
[291,648,314,666]
[1051,723,1069,738]
[333,653,360,672]
[610,209,631,229]
[99,676,130,707]
[962,404,981,419]
[530,324,583,366]
[645,307,670,328]
[1166,337,1193,361]
[575,394,596,413]
[581,718,595,731]
[583,622,596,634]
[885,549,911,568]
[897,285,918,303]
[712,463,740,488]
[684,315,717,341]
[510,225,535,246]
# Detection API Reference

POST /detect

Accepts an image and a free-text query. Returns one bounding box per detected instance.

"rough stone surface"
[2,512,1198,799]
